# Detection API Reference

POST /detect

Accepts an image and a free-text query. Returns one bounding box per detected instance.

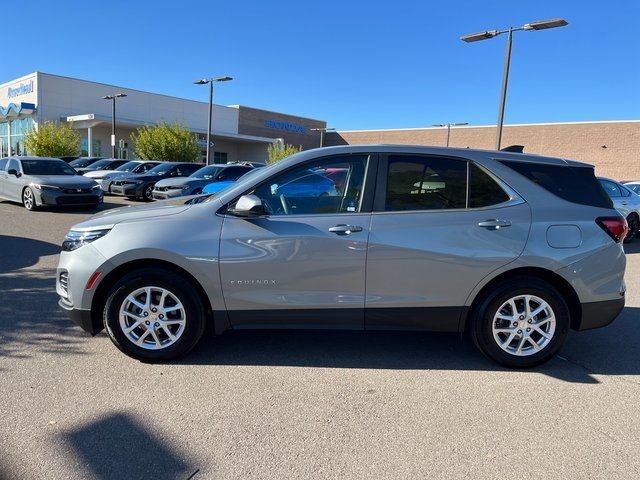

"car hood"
[71,198,193,231]
[83,169,119,178]
[27,174,97,188]
[123,173,170,182]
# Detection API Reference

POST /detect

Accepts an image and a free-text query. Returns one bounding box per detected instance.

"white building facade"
[0,72,327,162]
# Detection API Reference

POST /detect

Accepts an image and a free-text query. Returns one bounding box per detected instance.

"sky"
[8,0,640,130]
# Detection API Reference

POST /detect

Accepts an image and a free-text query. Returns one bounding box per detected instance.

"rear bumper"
[577,297,625,331]
[58,299,102,335]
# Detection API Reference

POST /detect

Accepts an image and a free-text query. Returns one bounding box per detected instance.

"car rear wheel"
[103,268,207,362]
[625,214,639,243]
[470,277,570,368]
[22,187,38,211]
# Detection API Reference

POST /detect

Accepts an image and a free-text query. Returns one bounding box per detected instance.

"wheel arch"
[91,258,224,335]
[462,267,582,332]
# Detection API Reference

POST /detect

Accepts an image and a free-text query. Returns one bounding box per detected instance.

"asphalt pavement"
[1,196,639,480]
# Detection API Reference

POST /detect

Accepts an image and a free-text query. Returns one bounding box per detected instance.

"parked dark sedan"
[110,162,203,201]
[68,157,105,168]
[0,157,103,211]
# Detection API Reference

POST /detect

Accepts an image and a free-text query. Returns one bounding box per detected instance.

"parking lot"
[1,196,639,479]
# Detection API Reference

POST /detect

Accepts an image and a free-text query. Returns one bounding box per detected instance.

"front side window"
[147,163,176,176]
[133,162,159,173]
[385,155,466,211]
[247,155,368,215]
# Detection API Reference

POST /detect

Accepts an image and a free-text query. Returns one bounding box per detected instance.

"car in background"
[202,166,270,195]
[83,160,162,193]
[598,177,640,242]
[152,164,253,200]
[110,162,203,201]
[68,157,104,169]
[227,161,266,169]
[0,156,102,211]
[622,181,640,195]
[75,158,129,175]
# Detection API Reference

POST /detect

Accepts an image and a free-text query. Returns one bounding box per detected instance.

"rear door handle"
[329,224,363,235]
[477,219,512,230]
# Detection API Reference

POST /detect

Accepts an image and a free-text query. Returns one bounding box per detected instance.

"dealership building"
[0,72,326,163]
[1,71,638,179]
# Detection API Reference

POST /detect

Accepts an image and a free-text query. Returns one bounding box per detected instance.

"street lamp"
[432,122,469,147]
[193,76,233,165]
[309,127,336,148]
[102,93,127,158]
[461,18,568,150]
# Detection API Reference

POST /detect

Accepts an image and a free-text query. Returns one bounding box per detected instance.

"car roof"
[11,156,64,162]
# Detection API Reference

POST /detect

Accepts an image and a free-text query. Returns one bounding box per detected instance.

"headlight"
[31,183,60,190]
[91,184,101,190]
[62,229,111,251]
[93,176,105,180]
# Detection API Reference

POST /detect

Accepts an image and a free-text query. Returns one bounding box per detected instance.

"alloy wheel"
[23,188,34,210]
[491,294,556,356]
[119,286,186,350]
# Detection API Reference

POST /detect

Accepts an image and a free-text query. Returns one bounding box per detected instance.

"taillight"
[596,216,628,243]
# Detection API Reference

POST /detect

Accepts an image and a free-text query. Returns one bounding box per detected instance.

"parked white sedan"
[599,177,640,242]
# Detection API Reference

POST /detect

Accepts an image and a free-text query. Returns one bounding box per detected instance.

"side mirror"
[7,168,19,177]
[228,194,267,217]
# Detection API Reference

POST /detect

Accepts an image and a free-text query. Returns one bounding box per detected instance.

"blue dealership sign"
[265,119,306,133]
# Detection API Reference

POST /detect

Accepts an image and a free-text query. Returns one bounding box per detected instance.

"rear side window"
[176,164,201,176]
[599,179,621,198]
[386,155,466,210]
[468,163,510,208]
[501,161,612,209]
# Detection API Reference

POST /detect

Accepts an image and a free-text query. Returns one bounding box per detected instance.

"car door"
[0,158,8,198]
[219,154,375,329]
[365,153,531,331]
[4,159,23,201]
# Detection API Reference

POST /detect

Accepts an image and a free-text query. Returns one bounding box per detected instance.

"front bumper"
[111,183,142,197]
[152,189,186,200]
[59,299,101,335]
[577,297,625,331]
[35,188,103,207]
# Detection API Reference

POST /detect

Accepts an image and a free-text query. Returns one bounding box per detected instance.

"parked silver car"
[622,181,640,195]
[84,160,162,193]
[57,146,627,368]
[0,156,103,210]
[598,177,640,242]
[152,164,253,200]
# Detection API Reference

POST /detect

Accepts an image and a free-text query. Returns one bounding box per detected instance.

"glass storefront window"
[8,117,34,156]
[0,122,8,157]
[80,138,102,157]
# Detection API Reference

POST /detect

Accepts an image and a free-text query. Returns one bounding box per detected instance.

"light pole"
[432,122,469,147]
[102,93,127,158]
[310,127,336,148]
[461,18,568,150]
[193,76,233,165]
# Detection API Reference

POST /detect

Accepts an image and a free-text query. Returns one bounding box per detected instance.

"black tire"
[143,184,155,201]
[192,188,202,195]
[625,214,639,243]
[22,187,38,211]
[103,268,207,362]
[470,277,570,368]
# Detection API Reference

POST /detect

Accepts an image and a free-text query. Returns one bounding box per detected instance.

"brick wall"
[325,121,640,180]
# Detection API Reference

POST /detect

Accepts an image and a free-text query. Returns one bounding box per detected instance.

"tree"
[267,142,301,165]
[131,122,201,162]
[23,121,80,157]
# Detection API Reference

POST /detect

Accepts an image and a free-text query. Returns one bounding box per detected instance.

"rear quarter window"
[500,160,613,209]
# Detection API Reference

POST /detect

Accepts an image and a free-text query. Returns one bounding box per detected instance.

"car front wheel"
[470,277,570,368]
[143,184,155,201]
[103,268,207,361]
[22,187,38,211]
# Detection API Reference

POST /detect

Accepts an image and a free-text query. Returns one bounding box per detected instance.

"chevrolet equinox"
[56,145,627,368]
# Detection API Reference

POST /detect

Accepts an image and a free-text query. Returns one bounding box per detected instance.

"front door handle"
[477,219,512,230]
[329,224,363,235]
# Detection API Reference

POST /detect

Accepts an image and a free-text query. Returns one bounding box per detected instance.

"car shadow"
[178,306,640,384]
[62,412,199,480]
[0,235,60,272]
[625,241,640,254]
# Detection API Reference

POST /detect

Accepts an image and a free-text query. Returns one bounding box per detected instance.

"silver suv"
[56,146,627,368]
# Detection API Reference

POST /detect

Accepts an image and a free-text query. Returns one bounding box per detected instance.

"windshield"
[191,166,222,180]
[83,159,113,170]
[69,158,99,168]
[22,160,77,176]
[115,161,140,172]
[203,165,271,203]
[146,163,176,176]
